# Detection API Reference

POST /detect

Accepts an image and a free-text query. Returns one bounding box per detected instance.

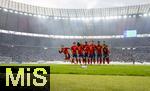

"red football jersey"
[96,44,103,54]
[71,45,78,54]
[83,44,89,54]
[103,47,110,54]
[89,44,96,54]
[78,45,84,54]
[63,48,70,54]
[59,47,69,54]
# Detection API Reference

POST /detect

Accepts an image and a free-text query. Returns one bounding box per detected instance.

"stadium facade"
[0,0,150,63]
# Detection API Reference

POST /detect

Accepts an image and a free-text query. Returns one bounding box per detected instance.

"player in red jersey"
[103,45,110,64]
[88,41,96,64]
[71,42,78,64]
[96,41,103,64]
[92,40,97,64]
[83,41,89,64]
[102,41,107,47]
[77,42,84,64]
[59,45,70,62]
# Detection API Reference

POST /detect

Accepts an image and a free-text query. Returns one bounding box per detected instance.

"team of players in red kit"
[59,41,110,64]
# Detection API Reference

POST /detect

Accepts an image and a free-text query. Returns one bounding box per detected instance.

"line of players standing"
[59,41,110,64]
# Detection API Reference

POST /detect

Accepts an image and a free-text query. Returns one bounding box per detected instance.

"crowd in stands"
[0,43,150,64]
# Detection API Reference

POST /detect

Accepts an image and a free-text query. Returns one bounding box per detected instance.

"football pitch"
[1,64,150,91]
[50,64,150,91]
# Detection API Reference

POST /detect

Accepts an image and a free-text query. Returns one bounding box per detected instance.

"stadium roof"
[11,0,150,9]
[0,0,150,17]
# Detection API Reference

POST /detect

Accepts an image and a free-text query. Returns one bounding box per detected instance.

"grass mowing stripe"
[51,74,150,91]
[1,64,150,76]
[50,64,150,76]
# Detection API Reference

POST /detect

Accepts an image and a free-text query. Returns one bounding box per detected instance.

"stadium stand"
[0,0,150,63]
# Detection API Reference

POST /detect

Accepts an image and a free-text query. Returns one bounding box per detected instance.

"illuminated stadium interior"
[0,0,150,63]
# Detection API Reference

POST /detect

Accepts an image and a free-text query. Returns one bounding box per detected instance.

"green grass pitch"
[1,64,150,91]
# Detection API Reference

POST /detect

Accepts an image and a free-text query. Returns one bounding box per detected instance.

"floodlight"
[89,17,93,20]
[84,18,89,21]
[133,48,136,50]
[118,16,122,19]
[58,17,61,19]
[122,48,125,50]
[133,15,136,18]
[44,16,49,19]
[28,13,33,16]
[93,17,101,21]
[19,12,23,15]
[14,11,18,14]
[33,14,37,17]
[24,13,28,16]
[11,45,14,47]
[70,17,76,20]
[44,47,48,50]
[76,17,81,20]
[3,8,8,12]
[128,15,132,18]
[123,15,127,18]
[105,16,110,20]
[37,15,42,18]
[101,17,105,20]
[113,16,118,19]
[127,48,131,50]
[81,17,85,20]
[54,17,58,19]
[9,10,13,13]
[139,14,143,17]
[143,14,148,17]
